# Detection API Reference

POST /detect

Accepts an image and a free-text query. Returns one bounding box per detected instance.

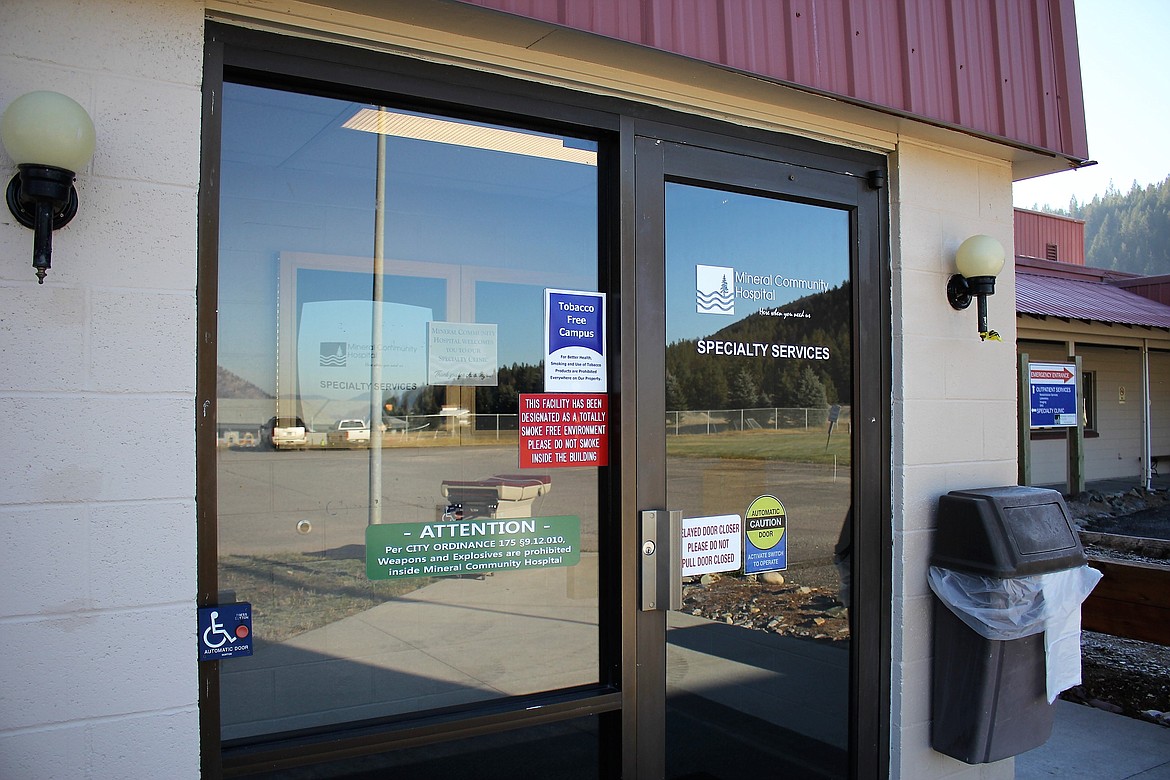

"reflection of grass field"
[667,429,850,465]
[219,554,433,644]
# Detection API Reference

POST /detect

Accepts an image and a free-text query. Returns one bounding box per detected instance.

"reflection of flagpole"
[369,117,386,525]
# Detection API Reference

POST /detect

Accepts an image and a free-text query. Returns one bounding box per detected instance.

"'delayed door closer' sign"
[366,516,580,579]
[680,514,742,577]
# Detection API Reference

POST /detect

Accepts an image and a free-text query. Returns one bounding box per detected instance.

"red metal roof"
[455,0,1089,163]
[1016,272,1170,330]
[1113,275,1170,308]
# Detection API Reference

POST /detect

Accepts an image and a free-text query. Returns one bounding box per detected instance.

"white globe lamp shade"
[954,234,1006,279]
[1,91,96,173]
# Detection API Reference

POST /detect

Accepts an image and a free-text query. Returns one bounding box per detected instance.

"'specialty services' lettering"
[696,340,830,360]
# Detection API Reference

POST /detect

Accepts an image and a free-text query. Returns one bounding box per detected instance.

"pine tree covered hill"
[1028,175,1170,276]
[473,284,852,415]
[665,283,851,411]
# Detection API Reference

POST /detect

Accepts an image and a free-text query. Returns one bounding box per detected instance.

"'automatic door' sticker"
[198,604,253,661]
[743,495,788,574]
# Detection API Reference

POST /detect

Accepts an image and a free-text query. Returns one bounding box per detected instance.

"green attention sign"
[366,516,581,579]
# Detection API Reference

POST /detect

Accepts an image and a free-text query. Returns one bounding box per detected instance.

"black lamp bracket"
[6,165,78,229]
[947,274,972,310]
[5,165,79,283]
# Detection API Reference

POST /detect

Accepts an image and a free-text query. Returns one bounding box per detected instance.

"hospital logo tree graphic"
[696,264,735,315]
[320,342,347,367]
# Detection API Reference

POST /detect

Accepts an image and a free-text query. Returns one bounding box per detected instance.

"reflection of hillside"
[217,365,273,399]
[667,283,851,410]
[706,283,850,344]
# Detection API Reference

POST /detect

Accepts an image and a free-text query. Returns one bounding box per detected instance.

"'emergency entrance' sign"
[1029,362,1079,428]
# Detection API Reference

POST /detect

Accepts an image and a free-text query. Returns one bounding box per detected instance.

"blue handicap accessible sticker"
[198,603,253,661]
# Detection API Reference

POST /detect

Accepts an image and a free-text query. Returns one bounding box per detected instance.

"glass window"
[215,83,603,741]
[1082,370,1097,432]
[664,182,852,777]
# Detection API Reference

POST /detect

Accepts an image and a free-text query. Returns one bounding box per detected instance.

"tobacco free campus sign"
[545,289,606,392]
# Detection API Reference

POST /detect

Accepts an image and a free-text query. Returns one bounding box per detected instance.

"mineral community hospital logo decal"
[696,264,735,315]
[319,341,347,367]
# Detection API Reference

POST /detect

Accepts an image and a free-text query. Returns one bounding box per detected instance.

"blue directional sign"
[198,603,253,661]
[1029,362,1079,428]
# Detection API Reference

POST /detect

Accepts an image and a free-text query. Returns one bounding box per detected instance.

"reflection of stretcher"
[440,474,552,519]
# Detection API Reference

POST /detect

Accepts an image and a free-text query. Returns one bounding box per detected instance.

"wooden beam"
[1082,557,1170,647]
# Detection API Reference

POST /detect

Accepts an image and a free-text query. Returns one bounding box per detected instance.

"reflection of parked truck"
[268,417,308,450]
[328,419,370,447]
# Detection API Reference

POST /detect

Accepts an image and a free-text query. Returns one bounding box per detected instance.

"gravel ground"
[681,488,1170,729]
[1064,489,1170,727]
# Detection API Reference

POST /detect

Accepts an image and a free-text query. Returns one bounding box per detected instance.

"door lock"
[640,509,682,612]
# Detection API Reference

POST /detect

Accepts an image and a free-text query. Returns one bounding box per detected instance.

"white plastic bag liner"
[928,565,1103,702]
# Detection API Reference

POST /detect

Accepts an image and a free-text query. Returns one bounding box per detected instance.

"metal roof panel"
[1016,272,1170,329]
[455,0,1090,162]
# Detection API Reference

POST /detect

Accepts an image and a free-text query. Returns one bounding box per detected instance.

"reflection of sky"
[217,83,598,394]
[476,282,546,366]
[665,183,850,344]
[298,270,447,320]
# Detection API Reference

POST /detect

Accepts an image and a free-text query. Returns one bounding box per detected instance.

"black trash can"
[930,486,1087,764]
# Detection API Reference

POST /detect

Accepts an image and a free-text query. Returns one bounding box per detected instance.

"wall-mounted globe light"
[0,91,96,283]
[947,234,1007,341]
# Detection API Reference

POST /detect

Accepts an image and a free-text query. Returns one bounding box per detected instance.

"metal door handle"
[640,509,682,611]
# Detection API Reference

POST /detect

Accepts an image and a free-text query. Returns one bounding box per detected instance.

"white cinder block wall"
[890,138,1019,780]
[0,1,204,778]
[0,2,1029,778]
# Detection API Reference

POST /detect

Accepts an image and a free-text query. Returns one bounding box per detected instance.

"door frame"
[621,126,891,779]
[199,23,890,778]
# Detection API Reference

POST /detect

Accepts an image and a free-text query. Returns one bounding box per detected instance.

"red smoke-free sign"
[519,393,609,468]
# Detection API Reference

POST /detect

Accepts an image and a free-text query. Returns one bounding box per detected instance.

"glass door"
[207,81,617,776]
[632,136,886,779]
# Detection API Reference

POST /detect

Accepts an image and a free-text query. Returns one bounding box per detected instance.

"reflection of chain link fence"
[216,407,852,447]
[665,406,851,435]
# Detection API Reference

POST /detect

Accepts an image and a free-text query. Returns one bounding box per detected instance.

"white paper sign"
[427,322,498,386]
[680,514,742,577]
[545,288,606,392]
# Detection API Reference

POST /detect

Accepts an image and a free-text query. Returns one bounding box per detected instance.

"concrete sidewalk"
[1015,700,1170,779]
[1015,475,1170,778]
[224,560,1170,774]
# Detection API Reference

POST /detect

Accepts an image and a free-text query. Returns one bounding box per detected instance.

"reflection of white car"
[270,417,308,450]
[328,419,370,447]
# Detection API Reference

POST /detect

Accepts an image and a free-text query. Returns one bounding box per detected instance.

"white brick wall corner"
[0,2,204,778]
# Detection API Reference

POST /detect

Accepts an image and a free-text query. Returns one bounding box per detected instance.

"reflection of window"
[1082,371,1096,432]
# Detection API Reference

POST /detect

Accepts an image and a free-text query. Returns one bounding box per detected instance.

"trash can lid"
[933,486,1085,577]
